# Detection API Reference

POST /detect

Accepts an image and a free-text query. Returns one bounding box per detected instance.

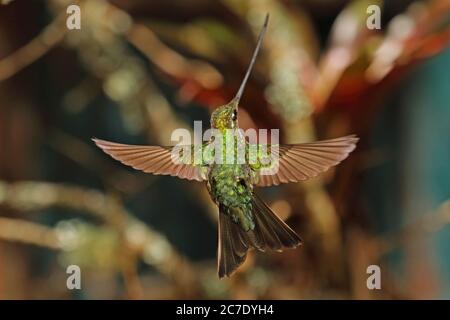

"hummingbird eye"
[231,110,237,121]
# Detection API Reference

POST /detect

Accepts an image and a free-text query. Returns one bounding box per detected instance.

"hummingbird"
[93,14,358,278]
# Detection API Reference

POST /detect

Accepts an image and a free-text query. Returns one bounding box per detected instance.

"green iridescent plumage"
[208,164,254,231]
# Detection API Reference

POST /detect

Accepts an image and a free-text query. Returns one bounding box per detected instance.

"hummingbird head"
[209,14,268,132]
[211,101,238,130]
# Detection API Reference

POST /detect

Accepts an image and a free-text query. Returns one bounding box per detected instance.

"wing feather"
[93,138,205,182]
[256,135,358,187]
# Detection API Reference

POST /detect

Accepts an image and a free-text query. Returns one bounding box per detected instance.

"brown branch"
[0,216,61,249]
[1,0,15,5]
[126,24,223,90]
[0,180,199,293]
[376,199,450,256]
[0,11,67,81]
[103,2,223,96]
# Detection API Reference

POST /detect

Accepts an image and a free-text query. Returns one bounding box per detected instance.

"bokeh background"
[0,0,449,299]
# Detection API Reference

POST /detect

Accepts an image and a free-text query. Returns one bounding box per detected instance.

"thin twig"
[0,216,61,249]
[0,11,67,81]
[377,199,450,256]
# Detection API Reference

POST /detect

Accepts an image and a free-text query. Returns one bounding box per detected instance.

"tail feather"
[252,194,301,251]
[218,194,302,278]
[218,213,248,278]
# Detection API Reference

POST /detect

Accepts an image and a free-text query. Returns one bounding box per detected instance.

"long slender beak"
[231,13,269,108]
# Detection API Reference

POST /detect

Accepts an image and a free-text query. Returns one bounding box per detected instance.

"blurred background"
[0,0,449,299]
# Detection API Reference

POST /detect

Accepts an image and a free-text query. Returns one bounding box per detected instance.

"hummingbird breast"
[207,163,255,231]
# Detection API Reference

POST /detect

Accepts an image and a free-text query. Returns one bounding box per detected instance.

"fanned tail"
[218,193,302,278]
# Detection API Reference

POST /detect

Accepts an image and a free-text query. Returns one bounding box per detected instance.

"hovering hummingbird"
[93,14,358,278]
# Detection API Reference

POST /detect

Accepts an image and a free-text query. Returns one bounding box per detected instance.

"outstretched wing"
[93,138,207,181]
[255,135,358,187]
